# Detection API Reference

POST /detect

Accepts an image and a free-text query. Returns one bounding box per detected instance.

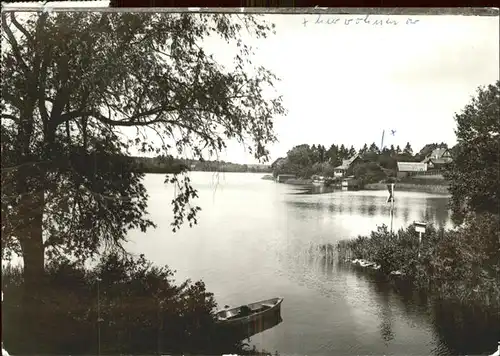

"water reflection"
[333,263,450,355]
[309,254,395,346]
[366,195,377,216]
[371,280,396,345]
[285,191,452,233]
[431,301,500,355]
[292,185,338,195]
[330,262,500,356]
[236,313,284,340]
[127,173,459,356]
[290,248,451,354]
[402,205,410,225]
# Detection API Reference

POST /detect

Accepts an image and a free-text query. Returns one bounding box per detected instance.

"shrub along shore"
[1,253,268,355]
[328,212,500,311]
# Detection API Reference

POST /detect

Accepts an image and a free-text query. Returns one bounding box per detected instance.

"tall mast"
[380,130,385,152]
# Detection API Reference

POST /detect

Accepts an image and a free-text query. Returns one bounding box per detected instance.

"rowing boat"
[216,297,283,327]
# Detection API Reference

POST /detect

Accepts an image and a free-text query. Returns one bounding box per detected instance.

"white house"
[333,154,362,178]
[397,162,428,178]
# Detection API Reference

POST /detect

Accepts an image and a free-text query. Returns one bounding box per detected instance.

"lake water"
[126,172,497,356]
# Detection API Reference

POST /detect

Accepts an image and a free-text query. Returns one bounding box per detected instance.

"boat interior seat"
[261,303,274,308]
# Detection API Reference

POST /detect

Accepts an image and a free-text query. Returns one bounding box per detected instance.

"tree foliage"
[1,11,284,281]
[274,143,360,178]
[287,144,313,168]
[2,252,250,355]
[444,81,499,224]
[335,213,500,309]
[403,142,413,155]
[272,139,442,181]
[353,162,386,184]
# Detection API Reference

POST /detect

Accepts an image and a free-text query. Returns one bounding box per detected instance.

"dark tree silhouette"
[403,142,413,155]
[443,81,499,225]
[1,11,285,331]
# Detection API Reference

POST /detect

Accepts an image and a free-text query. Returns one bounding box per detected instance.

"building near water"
[421,148,453,170]
[397,162,428,178]
[334,154,362,178]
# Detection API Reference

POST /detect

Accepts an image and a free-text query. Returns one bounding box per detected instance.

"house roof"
[429,148,449,159]
[422,148,452,163]
[335,154,360,170]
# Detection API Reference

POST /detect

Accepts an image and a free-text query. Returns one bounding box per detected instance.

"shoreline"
[329,212,500,314]
[282,178,313,185]
[277,180,450,194]
[363,182,450,194]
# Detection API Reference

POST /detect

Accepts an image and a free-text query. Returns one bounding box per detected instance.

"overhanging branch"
[2,13,30,75]
[10,12,34,43]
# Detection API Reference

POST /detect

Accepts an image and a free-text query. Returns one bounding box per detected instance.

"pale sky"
[200,13,499,164]
[5,11,499,164]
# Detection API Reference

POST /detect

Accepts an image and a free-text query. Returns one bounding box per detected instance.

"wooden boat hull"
[239,313,283,338]
[216,297,283,328]
[216,298,283,338]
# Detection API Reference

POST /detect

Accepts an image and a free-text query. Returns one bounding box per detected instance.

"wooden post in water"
[387,183,395,233]
[391,195,395,233]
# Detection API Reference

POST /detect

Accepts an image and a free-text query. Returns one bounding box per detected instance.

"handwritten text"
[303,14,420,27]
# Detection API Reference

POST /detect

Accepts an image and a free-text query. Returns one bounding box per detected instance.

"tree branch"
[2,13,30,74]
[10,12,34,43]
[36,21,52,128]
[49,54,72,130]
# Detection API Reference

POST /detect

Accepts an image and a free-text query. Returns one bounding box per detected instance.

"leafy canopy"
[1,11,285,263]
[444,80,499,224]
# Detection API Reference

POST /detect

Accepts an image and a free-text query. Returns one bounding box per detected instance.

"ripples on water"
[124,173,498,356]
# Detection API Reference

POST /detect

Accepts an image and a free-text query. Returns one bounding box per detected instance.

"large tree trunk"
[16,108,48,291]
[17,170,46,354]
[20,195,45,296]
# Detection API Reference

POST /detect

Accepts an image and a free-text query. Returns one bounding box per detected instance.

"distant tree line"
[132,156,272,174]
[273,141,454,184]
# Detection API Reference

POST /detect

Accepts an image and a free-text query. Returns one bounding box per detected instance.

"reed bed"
[319,213,500,310]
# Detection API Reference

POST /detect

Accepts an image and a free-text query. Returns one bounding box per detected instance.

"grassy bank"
[363,182,449,194]
[1,253,264,355]
[330,213,500,310]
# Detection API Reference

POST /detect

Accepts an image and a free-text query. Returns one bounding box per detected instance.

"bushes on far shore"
[1,253,252,355]
[334,212,500,309]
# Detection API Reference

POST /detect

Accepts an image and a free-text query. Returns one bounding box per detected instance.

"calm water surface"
[125,172,495,356]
